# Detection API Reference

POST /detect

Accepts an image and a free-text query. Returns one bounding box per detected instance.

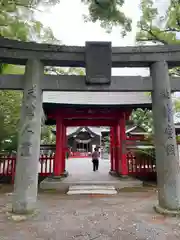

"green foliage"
[133,0,180,134]
[137,0,180,45]
[3,65,25,75]
[0,0,61,76]
[0,90,22,151]
[0,1,63,151]
[133,148,156,164]
[45,67,85,75]
[131,108,153,132]
[1,0,132,40]
[174,99,180,112]
[41,125,56,144]
[176,135,180,142]
[137,0,180,76]
[102,135,110,153]
[0,0,61,42]
[82,0,132,35]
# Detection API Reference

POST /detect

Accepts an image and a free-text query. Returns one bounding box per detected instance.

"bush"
[133,148,156,164]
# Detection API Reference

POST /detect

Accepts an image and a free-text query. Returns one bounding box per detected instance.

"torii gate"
[1,38,180,215]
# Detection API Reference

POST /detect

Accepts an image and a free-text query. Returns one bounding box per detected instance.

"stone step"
[67,185,117,195]
[69,185,115,191]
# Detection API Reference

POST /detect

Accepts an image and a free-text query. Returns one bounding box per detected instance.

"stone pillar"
[151,61,180,214]
[54,115,63,176]
[119,113,128,176]
[12,60,44,214]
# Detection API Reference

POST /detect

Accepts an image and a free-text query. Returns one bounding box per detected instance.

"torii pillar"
[12,60,43,214]
[110,126,115,172]
[62,124,68,175]
[113,114,128,177]
[119,112,128,176]
[114,123,120,174]
[54,116,67,177]
[151,61,180,214]
[54,115,64,176]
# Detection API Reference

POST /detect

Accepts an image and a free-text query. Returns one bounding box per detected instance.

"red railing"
[69,152,91,158]
[127,150,156,177]
[0,151,157,183]
[39,154,54,176]
[0,156,15,176]
[0,154,55,183]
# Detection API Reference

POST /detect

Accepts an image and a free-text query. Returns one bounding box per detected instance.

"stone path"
[40,158,142,191]
[65,157,112,182]
[0,188,180,240]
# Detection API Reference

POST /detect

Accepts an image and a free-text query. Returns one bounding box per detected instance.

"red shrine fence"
[0,149,156,183]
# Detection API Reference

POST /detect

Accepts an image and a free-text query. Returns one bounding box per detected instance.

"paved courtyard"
[65,157,113,182]
[0,188,180,239]
[0,158,180,239]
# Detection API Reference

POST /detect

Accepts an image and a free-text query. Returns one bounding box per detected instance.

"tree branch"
[171,0,180,27]
[163,28,180,33]
[137,37,167,44]
[1,0,42,12]
[137,26,168,45]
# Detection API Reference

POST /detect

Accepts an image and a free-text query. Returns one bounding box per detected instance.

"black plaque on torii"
[85,41,112,85]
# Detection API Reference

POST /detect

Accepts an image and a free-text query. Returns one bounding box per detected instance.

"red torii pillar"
[62,124,67,173]
[110,126,116,171]
[119,112,128,176]
[54,115,65,176]
[113,123,120,174]
[113,112,128,177]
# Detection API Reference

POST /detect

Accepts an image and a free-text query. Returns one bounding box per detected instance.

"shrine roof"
[52,127,102,137]
[126,125,149,135]
[43,91,151,107]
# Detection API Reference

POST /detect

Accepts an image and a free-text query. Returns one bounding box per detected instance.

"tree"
[131,108,153,132]
[0,90,22,151]
[136,0,180,75]
[41,125,56,145]
[137,0,180,44]
[82,0,132,35]
[131,0,180,133]
[174,99,180,112]
[0,0,63,151]
[0,0,60,41]
[0,1,132,40]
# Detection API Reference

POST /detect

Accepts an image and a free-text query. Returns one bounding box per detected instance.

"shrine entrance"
[1,38,180,215]
[43,102,150,178]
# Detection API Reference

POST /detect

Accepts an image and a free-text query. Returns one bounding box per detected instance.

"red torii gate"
[47,108,132,177]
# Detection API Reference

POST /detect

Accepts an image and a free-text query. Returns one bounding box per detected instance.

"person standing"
[92,148,100,171]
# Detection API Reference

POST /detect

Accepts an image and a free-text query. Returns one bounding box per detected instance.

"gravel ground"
[0,187,180,240]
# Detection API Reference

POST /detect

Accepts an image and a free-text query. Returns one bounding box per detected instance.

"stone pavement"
[0,188,180,240]
[40,158,142,191]
[65,157,112,182]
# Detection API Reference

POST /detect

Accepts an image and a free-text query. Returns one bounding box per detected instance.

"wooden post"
[62,124,66,172]
[110,127,114,171]
[119,112,128,176]
[12,59,43,214]
[114,123,120,173]
[54,115,63,176]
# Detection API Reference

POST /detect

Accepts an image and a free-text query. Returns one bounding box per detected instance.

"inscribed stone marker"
[85,41,112,84]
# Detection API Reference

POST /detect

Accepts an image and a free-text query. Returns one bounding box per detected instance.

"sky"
[36,0,169,76]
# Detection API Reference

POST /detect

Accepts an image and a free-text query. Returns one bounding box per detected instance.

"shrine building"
[40,122,150,157]
[52,126,101,155]
[43,91,151,176]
